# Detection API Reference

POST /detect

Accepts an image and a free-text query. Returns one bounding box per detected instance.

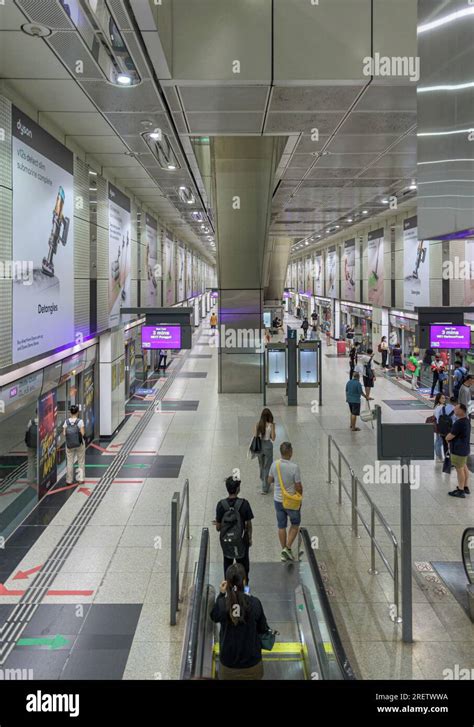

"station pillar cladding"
[417,0,474,309]
[210,137,287,393]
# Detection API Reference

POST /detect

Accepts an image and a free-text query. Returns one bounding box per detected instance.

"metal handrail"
[327,435,401,622]
[170,478,191,625]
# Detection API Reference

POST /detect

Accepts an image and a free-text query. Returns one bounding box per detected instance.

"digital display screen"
[263,312,271,327]
[141,325,181,349]
[430,325,471,349]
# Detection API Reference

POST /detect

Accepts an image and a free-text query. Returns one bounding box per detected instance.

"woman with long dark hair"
[210,563,270,680]
[255,408,276,494]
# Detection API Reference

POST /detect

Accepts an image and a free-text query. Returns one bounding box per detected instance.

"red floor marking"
[13,565,42,580]
[0,487,28,497]
[0,583,94,597]
[44,483,90,497]
[89,442,116,454]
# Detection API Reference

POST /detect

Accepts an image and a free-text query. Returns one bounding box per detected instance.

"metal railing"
[327,435,401,622]
[170,478,191,625]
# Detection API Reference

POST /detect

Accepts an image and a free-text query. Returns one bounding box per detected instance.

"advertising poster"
[108,183,131,326]
[342,239,356,301]
[145,213,158,306]
[83,367,95,443]
[186,249,192,299]
[38,389,57,498]
[304,256,313,296]
[176,246,185,301]
[314,254,323,296]
[403,216,429,310]
[11,106,75,364]
[326,248,337,298]
[164,236,175,305]
[192,252,198,296]
[368,228,384,305]
[297,260,304,293]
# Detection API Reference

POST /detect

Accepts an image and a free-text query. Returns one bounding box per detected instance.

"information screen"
[430,324,471,349]
[263,311,271,328]
[141,325,181,349]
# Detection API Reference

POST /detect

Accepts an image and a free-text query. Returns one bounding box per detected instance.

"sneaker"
[464,487,471,495]
[280,549,290,562]
[283,547,295,561]
[448,488,466,498]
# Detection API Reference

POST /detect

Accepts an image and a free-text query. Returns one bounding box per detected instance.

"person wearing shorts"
[345,372,368,431]
[267,442,303,562]
[360,349,376,400]
[446,403,471,498]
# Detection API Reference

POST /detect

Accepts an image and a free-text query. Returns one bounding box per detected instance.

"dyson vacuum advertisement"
[367,228,384,305]
[108,183,131,327]
[403,215,429,311]
[11,106,75,364]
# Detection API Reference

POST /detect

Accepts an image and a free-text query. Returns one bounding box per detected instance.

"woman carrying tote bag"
[254,408,276,494]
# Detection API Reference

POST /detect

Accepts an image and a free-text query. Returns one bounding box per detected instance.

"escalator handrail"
[300,527,356,680]
[181,527,209,679]
[462,527,474,585]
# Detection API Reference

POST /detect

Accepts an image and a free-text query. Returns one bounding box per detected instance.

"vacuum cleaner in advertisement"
[42,186,70,277]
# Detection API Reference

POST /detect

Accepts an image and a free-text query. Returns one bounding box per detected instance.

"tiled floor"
[1,316,473,680]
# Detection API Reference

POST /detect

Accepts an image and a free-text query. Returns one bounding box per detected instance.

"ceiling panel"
[185,112,264,134]
[0,1,35,29]
[0,32,71,79]
[103,167,151,179]
[81,80,164,113]
[8,79,98,112]
[72,135,130,154]
[270,86,363,112]
[40,111,114,135]
[355,84,417,112]
[179,85,269,112]
[338,112,416,135]
[264,111,343,134]
[327,134,404,154]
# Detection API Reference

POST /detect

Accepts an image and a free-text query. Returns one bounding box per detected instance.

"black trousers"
[158,354,167,369]
[349,362,355,379]
[381,350,388,368]
[431,372,443,396]
[223,547,250,582]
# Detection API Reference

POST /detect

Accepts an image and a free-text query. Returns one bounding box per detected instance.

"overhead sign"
[430,324,471,349]
[141,325,181,349]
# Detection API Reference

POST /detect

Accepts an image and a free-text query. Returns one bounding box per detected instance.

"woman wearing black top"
[210,563,269,680]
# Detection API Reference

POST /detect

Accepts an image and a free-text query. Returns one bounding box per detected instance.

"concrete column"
[99,330,125,437]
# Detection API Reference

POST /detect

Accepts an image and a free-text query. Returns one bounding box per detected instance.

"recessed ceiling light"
[409,182,417,190]
[362,210,368,214]
[381,198,389,204]
[305,241,309,245]
[347,218,353,223]
[167,164,176,170]
[88,170,97,176]
[117,74,132,86]
[149,129,162,141]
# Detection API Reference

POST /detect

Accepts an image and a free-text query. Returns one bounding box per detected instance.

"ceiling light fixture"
[117,74,132,85]
[362,210,368,214]
[21,23,52,37]
[409,181,417,190]
[149,128,162,141]
[88,170,97,176]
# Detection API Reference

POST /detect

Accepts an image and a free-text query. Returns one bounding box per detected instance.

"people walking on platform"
[210,311,218,330]
[457,374,474,413]
[378,336,389,369]
[210,563,269,680]
[433,393,455,463]
[158,348,168,371]
[422,346,435,375]
[446,403,471,498]
[392,343,404,381]
[24,409,38,486]
[453,361,468,401]
[254,408,276,494]
[345,372,369,432]
[215,475,254,580]
[63,405,86,485]
[311,309,318,326]
[301,317,309,339]
[267,442,303,562]
[407,348,422,390]
[360,347,376,400]
[309,324,318,340]
[430,355,446,398]
[349,341,360,379]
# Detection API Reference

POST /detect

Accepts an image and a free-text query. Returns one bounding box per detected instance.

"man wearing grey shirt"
[267,442,303,562]
[458,375,473,413]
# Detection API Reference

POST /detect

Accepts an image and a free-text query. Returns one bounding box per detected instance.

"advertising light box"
[430,325,471,349]
[141,325,181,349]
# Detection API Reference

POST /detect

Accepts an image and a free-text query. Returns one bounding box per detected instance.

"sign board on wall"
[326,248,337,298]
[368,228,384,305]
[108,183,131,327]
[38,388,57,498]
[11,106,75,364]
[403,216,429,311]
[304,256,313,296]
[341,239,356,301]
[176,247,185,302]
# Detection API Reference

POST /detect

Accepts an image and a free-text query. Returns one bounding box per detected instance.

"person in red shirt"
[430,355,447,398]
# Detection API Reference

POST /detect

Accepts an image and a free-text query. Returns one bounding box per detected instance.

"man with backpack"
[25,410,38,485]
[453,361,468,401]
[359,348,376,400]
[215,475,254,580]
[63,405,86,485]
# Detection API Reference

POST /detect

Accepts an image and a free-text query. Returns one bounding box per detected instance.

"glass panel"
[299,350,318,384]
[267,350,286,384]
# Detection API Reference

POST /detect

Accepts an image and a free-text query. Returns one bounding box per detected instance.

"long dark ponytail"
[225,563,249,626]
[256,408,274,438]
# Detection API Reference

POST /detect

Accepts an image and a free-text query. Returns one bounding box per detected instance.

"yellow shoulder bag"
[276,460,302,510]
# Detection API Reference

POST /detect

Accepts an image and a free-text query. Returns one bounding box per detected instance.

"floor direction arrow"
[17,634,69,650]
[13,565,42,580]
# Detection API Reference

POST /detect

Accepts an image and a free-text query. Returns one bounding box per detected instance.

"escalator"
[180,527,356,680]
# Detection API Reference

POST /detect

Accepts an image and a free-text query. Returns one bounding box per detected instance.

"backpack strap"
[220,499,230,512]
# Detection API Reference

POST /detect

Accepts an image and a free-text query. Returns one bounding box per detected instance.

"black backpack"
[438,406,453,436]
[65,419,83,449]
[25,421,37,449]
[364,357,374,380]
[219,499,245,560]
